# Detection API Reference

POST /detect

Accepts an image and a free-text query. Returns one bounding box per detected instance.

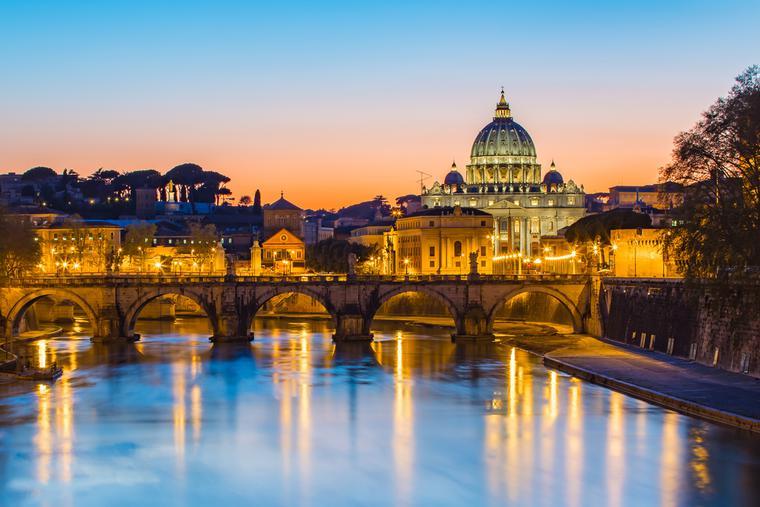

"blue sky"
[1,1,758,207]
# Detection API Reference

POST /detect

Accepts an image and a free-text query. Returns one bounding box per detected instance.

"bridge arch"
[487,285,584,333]
[5,289,99,338]
[365,285,461,335]
[122,289,218,339]
[248,286,337,330]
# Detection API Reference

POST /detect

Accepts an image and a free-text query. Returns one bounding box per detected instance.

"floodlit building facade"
[421,91,586,257]
[387,206,493,275]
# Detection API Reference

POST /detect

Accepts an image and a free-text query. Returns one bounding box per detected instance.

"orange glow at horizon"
[0,90,699,210]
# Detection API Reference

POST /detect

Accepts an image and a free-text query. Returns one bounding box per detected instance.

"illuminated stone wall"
[604,280,760,378]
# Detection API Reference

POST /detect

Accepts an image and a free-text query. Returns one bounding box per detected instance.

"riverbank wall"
[603,279,760,378]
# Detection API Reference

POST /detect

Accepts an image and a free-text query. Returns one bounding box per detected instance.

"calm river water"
[1,317,759,507]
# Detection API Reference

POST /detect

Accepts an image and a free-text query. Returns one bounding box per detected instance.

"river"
[1,317,759,506]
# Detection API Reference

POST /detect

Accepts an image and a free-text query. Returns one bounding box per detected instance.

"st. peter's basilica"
[421,90,586,257]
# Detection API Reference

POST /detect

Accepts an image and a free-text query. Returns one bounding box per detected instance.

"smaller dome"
[543,160,564,186]
[444,161,465,185]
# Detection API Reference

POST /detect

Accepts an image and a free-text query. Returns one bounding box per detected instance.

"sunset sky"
[1,1,758,209]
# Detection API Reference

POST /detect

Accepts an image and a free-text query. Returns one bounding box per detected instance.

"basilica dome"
[466,90,542,185]
[470,97,537,159]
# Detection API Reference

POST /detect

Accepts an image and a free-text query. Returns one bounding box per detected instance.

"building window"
[480,260,486,267]
[429,220,434,227]
[469,199,477,207]
[429,260,435,267]
[480,220,486,226]
[454,241,462,257]
[530,217,540,234]
[530,197,539,206]
[548,199,555,206]
[480,246,486,256]
[567,196,576,205]
[429,246,435,256]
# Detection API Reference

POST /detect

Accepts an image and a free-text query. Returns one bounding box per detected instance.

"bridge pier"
[451,305,494,343]
[210,311,253,343]
[332,314,373,343]
[91,309,139,343]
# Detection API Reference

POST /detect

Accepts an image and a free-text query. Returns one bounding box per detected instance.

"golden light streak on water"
[35,383,52,484]
[547,370,558,420]
[298,334,312,503]
[565,381,583,507]
[508,347,516,417]
[190,353,201,379]
[172,361,186,476]
[68,339,77,372]
[37,340,47,368]
[505,347,520,502]
[393,332,413,505]
[689,428,712,493]
[484,414,500,497]
[606,391,626,507]
[539,370,559,504]
[660,412,682,507]
[191,385,202,444]
[57,377,74,483]
[636,399,648,455]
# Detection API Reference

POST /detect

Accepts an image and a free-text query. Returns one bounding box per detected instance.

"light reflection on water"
[0,317,759,507]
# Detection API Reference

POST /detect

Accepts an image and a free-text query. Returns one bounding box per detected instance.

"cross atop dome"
[495,87,511,119]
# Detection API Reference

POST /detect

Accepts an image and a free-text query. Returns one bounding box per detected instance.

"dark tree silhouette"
[21,166,56,181]
[0,207,41,279]
[661,66,760,279]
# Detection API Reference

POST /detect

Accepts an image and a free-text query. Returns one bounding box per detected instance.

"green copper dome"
[466,90,542,185]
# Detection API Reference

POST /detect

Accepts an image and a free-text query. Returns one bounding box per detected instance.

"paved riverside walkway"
[499,331,760,432]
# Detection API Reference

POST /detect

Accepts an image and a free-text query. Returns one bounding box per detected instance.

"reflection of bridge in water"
[1,274,604,343]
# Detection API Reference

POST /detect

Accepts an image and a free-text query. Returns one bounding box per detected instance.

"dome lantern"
[494,87,512,119]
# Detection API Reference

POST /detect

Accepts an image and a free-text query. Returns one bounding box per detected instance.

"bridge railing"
[5,272,591,286]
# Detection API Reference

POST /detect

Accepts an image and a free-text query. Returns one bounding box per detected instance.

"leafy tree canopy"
[22,166,57,181]
[661,65,760,279]
[306,238,376,273]
[0,207,41,280]
[565,209,651,245]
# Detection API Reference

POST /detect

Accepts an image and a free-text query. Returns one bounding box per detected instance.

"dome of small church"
[543,161,564,186]
[443,161,465,185]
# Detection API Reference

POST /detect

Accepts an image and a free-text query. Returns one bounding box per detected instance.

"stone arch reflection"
[6,289,98,339]
[489,287,582,333]
[125,291,217,341]
[251,291,335,338]
[368,289,458,337]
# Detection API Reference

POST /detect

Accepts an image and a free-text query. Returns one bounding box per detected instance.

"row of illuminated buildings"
[348,92,684,278]
[4,91,685,278]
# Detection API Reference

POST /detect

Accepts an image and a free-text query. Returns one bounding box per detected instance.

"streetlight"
[403,258,409,276]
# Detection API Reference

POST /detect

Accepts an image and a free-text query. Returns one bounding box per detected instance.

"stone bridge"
[0,274,603,343]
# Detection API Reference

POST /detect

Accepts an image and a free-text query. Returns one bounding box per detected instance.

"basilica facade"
[421,91,586,258]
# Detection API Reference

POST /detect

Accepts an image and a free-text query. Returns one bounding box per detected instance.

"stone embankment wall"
[603,279,760,378]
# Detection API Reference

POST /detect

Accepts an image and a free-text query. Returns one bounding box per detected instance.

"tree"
[253,189,262,214]
[21,166,56,181]
[122,222,157,271]
[661,66,760,279]
[0,208,41,280]
[306,238,375,273]
[565,209,652,245]
[178,223,218,272]
[239,195,252,207]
